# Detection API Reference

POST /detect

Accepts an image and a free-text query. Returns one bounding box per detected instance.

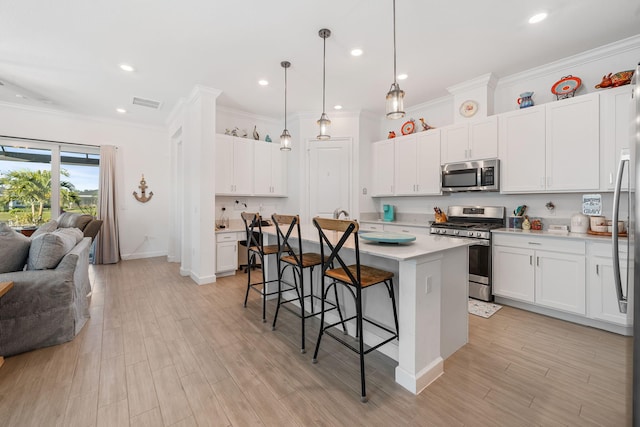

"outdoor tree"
[0,169,79,224]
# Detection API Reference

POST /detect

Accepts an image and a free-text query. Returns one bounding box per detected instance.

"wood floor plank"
[151,365,193,426]
[130,407,164,427]
[180,371,231,427]
[63,389,99,427]
[99,355,127,407]
[125,360,159,418]
[97,398,130,427]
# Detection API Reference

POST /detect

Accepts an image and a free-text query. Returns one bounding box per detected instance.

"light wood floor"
[0,257,632,426]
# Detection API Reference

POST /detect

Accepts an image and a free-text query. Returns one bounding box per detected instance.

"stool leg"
[333,283,347,334]
[356,286,367,403]
[298,267,306,353]
[388,279,399,338]
[271,259,284,331]
[243,252,254,308]
[261,254,267,323]
[312,275,326,364]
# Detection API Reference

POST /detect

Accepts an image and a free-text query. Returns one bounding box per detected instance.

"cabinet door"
[588,252,633,326]
[600,86,634,191]
[498,106,546,193]
[216,241,238,273]
[371,140,395,196]
[469,116,498,160]
[545,93,599,191]
[253,141,272,195]
[535,250,586,315]
[492,246,535,302]
[416,130,441,195]
[233,139,253,195]
[216,136,234,194]
[383,223,429,235]
[394,135,417,195]
[270,144,286,196]
[441,124,469,163]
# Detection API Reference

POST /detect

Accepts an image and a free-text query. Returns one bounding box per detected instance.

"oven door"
[468,240,492,301]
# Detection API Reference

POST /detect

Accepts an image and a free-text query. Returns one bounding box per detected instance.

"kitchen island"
[260,224,472,394]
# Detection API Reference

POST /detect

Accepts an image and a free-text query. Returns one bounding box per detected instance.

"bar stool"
[271,214,345,354]
[241,212,280,322]
[311,217,399,402]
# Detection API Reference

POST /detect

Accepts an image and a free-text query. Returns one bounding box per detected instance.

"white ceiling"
[1,0,639,127]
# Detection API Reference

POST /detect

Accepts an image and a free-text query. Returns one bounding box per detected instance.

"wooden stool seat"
[249,244,280,256]
[280,252,327,268]
[326,265,394,288]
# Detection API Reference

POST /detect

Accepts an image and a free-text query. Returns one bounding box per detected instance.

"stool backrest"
[312,217,361,286]
[241,212,265,252]
[271,214,302,264]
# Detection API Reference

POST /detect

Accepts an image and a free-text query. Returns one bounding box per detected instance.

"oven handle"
[469,240,491,247]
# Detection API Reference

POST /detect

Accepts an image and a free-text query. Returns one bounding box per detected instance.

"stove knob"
[476,232,482,237]
[454,230,459,235]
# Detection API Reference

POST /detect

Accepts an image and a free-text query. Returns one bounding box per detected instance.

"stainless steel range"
[430,206,505,302]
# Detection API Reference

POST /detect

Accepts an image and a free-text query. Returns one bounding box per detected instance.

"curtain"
[95,145,120,264]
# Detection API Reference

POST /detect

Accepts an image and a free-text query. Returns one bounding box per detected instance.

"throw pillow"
[30,219,58,239]
[27,228,84,270]
[0,222,31,273]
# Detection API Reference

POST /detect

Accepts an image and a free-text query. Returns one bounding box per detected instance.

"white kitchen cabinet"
[216,135,253,195]
[383,223,429,235]
[394,130,441,195]
[492,234,586,315]
[587,242,633,326]
[499,93,600,193]
[545,92,600,191]
[499,105,546,193]
[600,85,634,191]
[253,140,287,196]
[216,232,238,274]
[441,116,498,164]
[534,250,586,315]
[493,245,535,302]
[371,139,395,196]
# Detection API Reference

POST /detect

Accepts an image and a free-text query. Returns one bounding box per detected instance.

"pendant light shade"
[280,61,292,151]
[317,28,331,140]
[386,0,405,119]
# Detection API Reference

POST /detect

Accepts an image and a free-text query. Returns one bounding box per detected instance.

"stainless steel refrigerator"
[613,61,640,425]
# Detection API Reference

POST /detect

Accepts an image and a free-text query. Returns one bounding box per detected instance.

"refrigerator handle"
[612,151,630,314]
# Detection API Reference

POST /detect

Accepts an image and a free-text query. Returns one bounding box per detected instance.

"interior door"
[308,138,352,221]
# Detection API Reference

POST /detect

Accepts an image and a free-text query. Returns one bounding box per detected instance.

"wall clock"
[459,100,478,118]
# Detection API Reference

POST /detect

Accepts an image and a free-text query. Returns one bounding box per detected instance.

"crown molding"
[405,95,452,114]
[498,34,640,87]
[447,72,498,94]
[216,105,280,125]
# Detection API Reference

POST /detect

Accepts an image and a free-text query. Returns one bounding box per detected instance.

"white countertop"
[359,219,431,228]
[492,227,628,242]
[261,224,471,262]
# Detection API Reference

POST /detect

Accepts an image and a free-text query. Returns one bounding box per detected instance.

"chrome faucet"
[333,208,349,219]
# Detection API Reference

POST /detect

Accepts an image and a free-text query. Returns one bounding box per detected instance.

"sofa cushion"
[27,228,84,270]
[31,219,59,239]
[0,223,31,273]
[57,212,93,231]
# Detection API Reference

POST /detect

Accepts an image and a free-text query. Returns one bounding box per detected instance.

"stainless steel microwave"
[441,159,499,192]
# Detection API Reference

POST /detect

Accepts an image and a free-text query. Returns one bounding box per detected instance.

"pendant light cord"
[392,0,397,85]
[322,34,327,114]
[284,64,288,129]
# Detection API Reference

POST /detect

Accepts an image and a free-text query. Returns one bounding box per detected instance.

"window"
[0,138,100,226]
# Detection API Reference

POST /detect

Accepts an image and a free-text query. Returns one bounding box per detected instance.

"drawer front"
[383,224,429,235]
[216,232,238,243]
[359,222,383,232]
[492,233,585,255]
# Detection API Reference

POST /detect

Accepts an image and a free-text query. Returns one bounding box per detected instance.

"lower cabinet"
[587,242,633,326]
[358,221,429,235]
[492,234,586,315]
[216,233,238,274]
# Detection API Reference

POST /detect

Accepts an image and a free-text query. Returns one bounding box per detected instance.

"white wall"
[0,102,170,260]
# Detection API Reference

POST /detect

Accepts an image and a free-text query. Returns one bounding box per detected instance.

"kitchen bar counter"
[493,227,628,242]
[260,225,472,394]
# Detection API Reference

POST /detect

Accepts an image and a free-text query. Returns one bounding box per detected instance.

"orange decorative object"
[401,119,415,135]
[595,70,634,89]
[388,131,396,139]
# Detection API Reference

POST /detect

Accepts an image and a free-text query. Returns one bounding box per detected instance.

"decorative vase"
[517,92,534,109]
[252,125,259,140]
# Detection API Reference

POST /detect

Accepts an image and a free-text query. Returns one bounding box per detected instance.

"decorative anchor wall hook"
[133,174,154,203]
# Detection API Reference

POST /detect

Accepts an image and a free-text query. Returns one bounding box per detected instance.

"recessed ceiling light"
[119,64,135,72]
[397,74,408,80]
[528,12,548,24]
[15,94,26,99]
[258,80,269,86]
[334,105,343,110]
[116,108,127,114]
[350,48,363,57]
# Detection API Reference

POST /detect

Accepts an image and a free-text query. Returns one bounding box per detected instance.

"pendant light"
[317,28,331,140]
[386,0,405,119]
[279,61,292,151]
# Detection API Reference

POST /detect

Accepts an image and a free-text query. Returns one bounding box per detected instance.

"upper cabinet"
[371,132,441,197]
[216,134,253,195]
[600,85,635,191]
[394,130,441,196]
[499,93,600,193]
[253,141,287,196]
[371,139,395,196]
[441,116,498,164]
[216,135,287,197]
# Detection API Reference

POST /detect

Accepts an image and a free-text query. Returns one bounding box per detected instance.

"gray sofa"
[0,223,92,357]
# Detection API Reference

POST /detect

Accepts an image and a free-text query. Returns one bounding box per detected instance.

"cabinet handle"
[527,242,541,245]
[609,173,614,185]
[596,264,599,275]
[530,255,533,265]
[468,149,472,159]
[416,184,419,192]
[536,256,540,267]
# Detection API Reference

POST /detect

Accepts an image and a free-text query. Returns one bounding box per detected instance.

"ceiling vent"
[132,96,162,109]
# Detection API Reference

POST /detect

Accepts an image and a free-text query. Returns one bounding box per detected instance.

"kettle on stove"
[570,212,589,233]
